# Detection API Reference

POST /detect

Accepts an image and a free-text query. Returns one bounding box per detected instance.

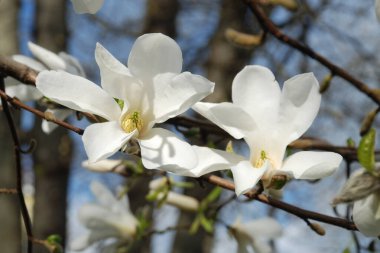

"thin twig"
[201,174,357,231]
[0,188,18,194]
[0,73,33,253]
[243,0,380,106]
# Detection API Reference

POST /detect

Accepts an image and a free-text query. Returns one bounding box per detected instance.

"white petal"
[70,234,91,251]
[242,217,282,239]
[280,151,342,180]
[28,42,66,70]
[231,160,268,196]
[12,55,46,71]
[90,181,119,209]
[139,127,197,171]
[279,73,321,143]
[95,43,144,105]
[82,121,134,162]
[232,65,281,128]
[128,33,182,80]
[58,52,86,76]
[187,146,245,177]
[82,159,123,172]
[152,72,214,123]
[192,102,257,139]
[36,70,121,121]
[166,192,200,212]
[79,203,119,230]
[5,84,43,101]
[353,194,380,237]
[41,108,72,134]
[71,0,104,14]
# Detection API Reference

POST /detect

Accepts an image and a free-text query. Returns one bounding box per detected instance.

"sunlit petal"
[36,70,121,121]
[82,121,134,162]
[280,151,342,179]
[128,33,182,80]
[232,65,281,128]
[139,127,197,171]
[231,160,268,196]
[193,102,257,139]
[279,72,321,143]
[152,72,214,123]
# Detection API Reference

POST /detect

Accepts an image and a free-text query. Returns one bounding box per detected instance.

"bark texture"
[0,1,21,252]
[32,0,72,252]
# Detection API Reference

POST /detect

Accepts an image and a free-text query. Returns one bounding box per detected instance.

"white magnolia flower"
[6,42,85,133]
[149,177,200,212]
[339,168,380,237]
[71,181,138,251]
[71,0,104,14]
[193,65,342,195]
[229,217,282,253]
[36,33,215,173]
[82,159,123,173]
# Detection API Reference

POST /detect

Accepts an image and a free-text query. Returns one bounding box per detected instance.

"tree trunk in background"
[32,0,72,252]
[0,1,21,252]
[204,0,253,102]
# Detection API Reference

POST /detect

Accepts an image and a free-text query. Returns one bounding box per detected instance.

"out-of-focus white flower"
[5,42,85,133]
[36,33,217,175]
[71,181,138,251]
[376,0,380,21]
[71,0,104,14]
[149,177,199,212]
[82,159,123,173]
[229,217,282,253]
[193,65,342,195]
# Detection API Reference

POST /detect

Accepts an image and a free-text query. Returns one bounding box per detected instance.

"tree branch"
[0,73,34,253]
[243,0,380,106]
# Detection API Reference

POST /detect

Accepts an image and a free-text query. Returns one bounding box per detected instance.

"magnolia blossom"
[71,181,138,251]
[334,167,380,237]
[193,66,342,195]
[6,42,85,133]
[36,33,216,172]
[71,0,104,14]
[229,217,282,253]
[149,177,200,212]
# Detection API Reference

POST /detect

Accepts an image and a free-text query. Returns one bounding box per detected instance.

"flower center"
[121,111,143,133]
[254,150,267,168]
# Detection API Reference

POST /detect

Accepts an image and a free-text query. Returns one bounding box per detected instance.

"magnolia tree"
[0,0,379,253]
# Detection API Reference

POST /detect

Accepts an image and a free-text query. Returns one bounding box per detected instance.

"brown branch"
[243,0,380,106]
[0,89,84,135]
[0,74,33,253]
[0,188,18,194]
[0,56,37,85]
[202,174,357,231]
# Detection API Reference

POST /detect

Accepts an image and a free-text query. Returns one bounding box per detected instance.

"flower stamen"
[254,150,267,168]
[121,111,143,133]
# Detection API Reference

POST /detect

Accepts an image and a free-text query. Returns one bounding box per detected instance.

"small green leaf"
[46,234,62,244]
[199,213,214,233]
[189,216,201,234]
[342,248,350,253]
[204,187,222,206]
[358,128,376,172]
[346,138,356,148]
[115,98,124,109]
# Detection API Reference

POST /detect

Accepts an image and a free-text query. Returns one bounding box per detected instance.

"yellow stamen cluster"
[254,150,267,168]
[121,111,143,133]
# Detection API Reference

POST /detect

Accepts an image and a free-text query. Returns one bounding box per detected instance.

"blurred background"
[0,0,380,252]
